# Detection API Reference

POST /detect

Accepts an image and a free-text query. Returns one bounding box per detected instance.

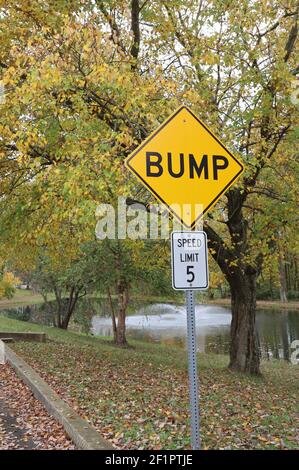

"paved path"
[0,398,36,449]
[0,363,75,450]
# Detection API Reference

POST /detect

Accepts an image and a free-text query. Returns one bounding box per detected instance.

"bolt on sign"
[125,106,244,228]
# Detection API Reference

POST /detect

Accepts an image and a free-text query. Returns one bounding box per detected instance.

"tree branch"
[284,9,298,62]
[96,0,127,56]
[130,0,141,66]
[203,222,234,278]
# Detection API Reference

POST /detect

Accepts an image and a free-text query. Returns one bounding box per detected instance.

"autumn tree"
[0,0,298,373]
[0,271,19,300]
[90,237,171,345]
[135,0,299,374]
[0,0,178,340]
[27,245,100,330]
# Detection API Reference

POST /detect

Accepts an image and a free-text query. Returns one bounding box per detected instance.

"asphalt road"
[0,363,75,450]
[0,397,36,449]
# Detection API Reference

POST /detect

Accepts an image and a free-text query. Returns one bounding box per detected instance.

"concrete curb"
[0,339,5,364]
[4,344,114,450]
[0,332,46,342]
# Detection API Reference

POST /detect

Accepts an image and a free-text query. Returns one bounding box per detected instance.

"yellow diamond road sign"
[125,106,244,228]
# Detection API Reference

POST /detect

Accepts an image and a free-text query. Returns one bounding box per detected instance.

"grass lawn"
[0,315,298,450]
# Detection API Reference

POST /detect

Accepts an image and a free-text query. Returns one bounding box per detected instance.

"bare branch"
[256,9,298,42]
[203,222,234,277]
[130,0,141,66]
[95,0,127,56]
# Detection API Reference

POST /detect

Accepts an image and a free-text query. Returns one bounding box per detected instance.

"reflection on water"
[1,298,298,361]
[92,303,232,354]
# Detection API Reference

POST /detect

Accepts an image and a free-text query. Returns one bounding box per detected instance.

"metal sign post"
[186,289,200,450]
[171,231,208,450]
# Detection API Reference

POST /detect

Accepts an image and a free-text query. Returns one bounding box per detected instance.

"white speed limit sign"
[171,231,209,290]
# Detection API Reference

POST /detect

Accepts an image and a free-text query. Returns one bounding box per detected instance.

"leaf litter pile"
[12,338,299,450]
[0,363,75,450]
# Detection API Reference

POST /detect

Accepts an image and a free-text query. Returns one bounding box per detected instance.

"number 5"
[187,265,195,283]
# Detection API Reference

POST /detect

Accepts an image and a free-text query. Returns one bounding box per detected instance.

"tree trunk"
[278,251,288,302]
[269,269,274,300]
[60,289,81,329]
[53,286,63,328]
[52,285,82,330]
[228,269,261,375]
[115,306,127,345]
[115,287,129,346]
[107,287,117,341]
[294,255,298,291]
[113,243,129,346]
[60,301,76,329]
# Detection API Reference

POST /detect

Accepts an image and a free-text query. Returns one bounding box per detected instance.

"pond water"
[1,298,298,361]
[91,303,299,360]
